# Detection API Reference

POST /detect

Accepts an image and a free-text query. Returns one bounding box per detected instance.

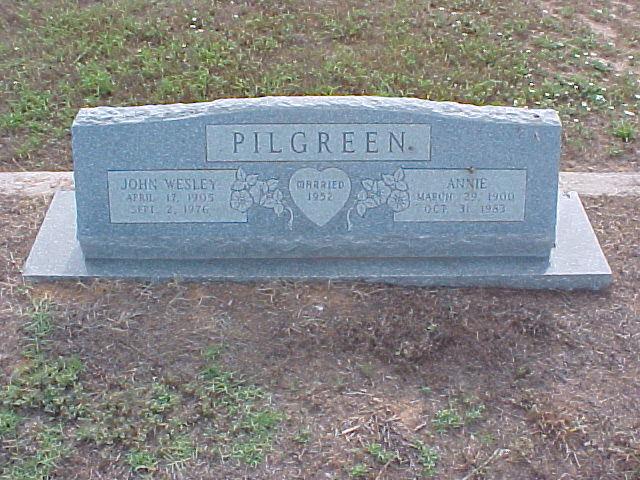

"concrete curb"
[0,171,638,197]
[0,172,74,196]
[559,172,640,196]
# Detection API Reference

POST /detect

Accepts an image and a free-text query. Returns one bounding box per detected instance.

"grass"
[431,407,465,433]
[2,423,67,480]
[22,297,53,350]
[431,398,486,433]
[412,441,439,477]
[613,120,636,142]
[367,442,396,464]
[0,410,20,437]
[293,427,311,445]
[161,434,197,472]
[0,2,639,477]
[126,449,158,474]
[0,297,283,478]
[0,292,489,478]
[0,0,638,170]
[0,192,639,478]
[348,463,369,478]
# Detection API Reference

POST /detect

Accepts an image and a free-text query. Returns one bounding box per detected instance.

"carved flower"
[232,168,259,191]
[381,168,408,191]
[386,190,410,212]
[249,180,269,204]
[359,179,392,207]
[261,189,284,208]
[374,180,392,203]
[230,189,253,212]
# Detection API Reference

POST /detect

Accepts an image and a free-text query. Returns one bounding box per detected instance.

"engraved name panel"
[108,170,247,223]
[394,169,527,222]
[206,123,431,162]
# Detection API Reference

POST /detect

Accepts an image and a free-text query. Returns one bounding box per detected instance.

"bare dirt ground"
[0,193,637,479]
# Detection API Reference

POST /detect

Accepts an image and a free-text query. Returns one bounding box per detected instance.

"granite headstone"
[24,96,611,289]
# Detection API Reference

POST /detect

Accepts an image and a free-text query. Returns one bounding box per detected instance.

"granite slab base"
[23,191,612,290]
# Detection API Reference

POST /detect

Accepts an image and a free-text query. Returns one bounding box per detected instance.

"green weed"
[77,62,114,100]
[293,427,311,444]
[413,441,439,477]
[160,434,197,471]
[230,408,283,466]
[0,355,85,417]
[348,463,369,478]
[465,403,486,421]
[367,442,396,464]
[148,381,179,415]
[2,423,67,480]
[432,397,486,433]
[432,407,464,432]
[23,297,54,350]
[613,120,636,142]
[127,449,158,473]
[0,84,51,132]
[1,335,281,474]
[0,409,21,436]
[320,9,371,41]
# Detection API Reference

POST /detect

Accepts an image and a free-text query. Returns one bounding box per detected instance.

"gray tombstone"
[24,96,611,289]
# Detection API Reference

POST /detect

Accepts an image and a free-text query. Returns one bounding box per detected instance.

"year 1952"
[307,192,334,201]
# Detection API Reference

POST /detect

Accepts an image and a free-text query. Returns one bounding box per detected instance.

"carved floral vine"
[346,168,410,230]
[230,168,294,229]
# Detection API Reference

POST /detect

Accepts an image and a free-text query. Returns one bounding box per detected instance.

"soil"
[0,193,638,478]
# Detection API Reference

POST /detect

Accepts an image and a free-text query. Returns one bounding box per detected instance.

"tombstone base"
[24,191,611,290]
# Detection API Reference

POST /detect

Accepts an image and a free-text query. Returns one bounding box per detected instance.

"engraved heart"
[289,168,351,227]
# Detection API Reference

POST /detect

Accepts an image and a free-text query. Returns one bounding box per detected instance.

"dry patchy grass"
[0,0,638,171]
[0,193,637,478]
